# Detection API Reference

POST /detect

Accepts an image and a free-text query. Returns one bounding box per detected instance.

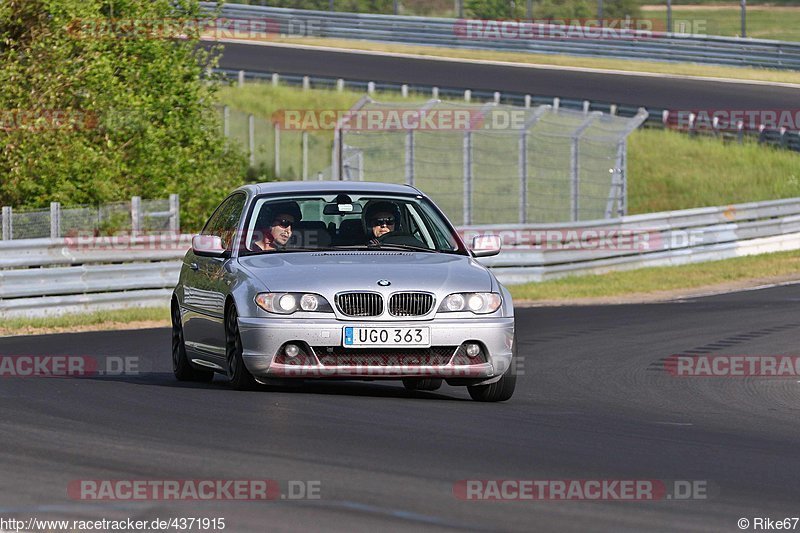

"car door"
[182,193,247,360]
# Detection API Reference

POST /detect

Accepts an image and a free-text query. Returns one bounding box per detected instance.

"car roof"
[237,181,424,197]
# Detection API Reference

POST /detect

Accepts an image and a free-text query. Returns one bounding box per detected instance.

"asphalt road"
[211,41,800,110]
[1,284,800,531]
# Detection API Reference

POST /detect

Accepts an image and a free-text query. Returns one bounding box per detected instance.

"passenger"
[252,201,302,252]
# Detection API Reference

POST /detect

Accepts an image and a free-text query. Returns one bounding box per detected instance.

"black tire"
[467,334,517,402]
[402,378,443,391]
[172,301,214,383]
[225,305,258,391]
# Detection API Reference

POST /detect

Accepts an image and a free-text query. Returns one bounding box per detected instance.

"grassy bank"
[642,5,800,41]
[508,249,800,302]
[0,308,170,337]
[628,129,800,213]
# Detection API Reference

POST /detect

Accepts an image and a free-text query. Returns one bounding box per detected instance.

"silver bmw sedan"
[171,181,516,401]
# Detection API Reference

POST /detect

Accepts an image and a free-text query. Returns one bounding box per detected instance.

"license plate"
[343,327,430,347]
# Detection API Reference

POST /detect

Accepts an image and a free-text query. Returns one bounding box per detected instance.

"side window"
[201,193,247,250]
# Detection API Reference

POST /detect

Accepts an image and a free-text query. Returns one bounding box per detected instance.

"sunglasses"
[371,217,395,227]
[271,219,294,229]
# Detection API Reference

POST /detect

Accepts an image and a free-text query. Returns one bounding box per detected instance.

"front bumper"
[237,316,515,382]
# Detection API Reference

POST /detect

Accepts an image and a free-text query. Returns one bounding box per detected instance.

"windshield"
[239,193,467,255]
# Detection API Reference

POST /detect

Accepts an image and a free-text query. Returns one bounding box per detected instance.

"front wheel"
[226,306,258,391]
[467,334,517,402]
[467,368,516,402]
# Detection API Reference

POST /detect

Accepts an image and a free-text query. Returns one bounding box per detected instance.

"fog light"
[465,343,481,358]
[284,344,300,358]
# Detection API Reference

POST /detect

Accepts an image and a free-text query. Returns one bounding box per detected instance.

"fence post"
[401,84,409,98]
[570,112,601,222]
[2,206,12,240]
[620,142,628,216]
[605,142,625,219]
[50,202,61,239]
[302,76,310,90]
[169,194,180,233]
[302,131,309,180]
[432,87,439,99]
[274,122,281,177]
[464,89,471,103]
[248,114,255,167]
[518,131,527,223]
[223,105,230,137]
[237,70,245,87]
[518,105,550,223]
[367,81,375,95]
[131,196,141,237]
[336,78,344,92]
[405,130,415,186]
[524,94,531,108]
[462,131,473,225]
[271,73,279,86]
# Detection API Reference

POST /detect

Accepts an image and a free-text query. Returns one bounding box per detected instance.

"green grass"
[0,307,169,336]
[509,249,800,301]
[628,129,800,213]
[643,5,800,41]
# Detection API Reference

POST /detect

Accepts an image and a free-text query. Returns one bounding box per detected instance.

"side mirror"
[192,235,227,258]
[471,235,502,257]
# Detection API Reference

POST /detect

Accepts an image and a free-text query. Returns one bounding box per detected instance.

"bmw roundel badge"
[377,279,391,286]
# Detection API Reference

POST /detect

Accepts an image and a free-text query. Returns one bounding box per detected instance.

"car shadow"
[76,372,472,401]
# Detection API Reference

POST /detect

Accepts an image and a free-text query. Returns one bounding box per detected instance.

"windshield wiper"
[369,243,440,253]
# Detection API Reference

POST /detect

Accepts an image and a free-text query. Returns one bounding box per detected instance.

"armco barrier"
[206,3,800,70]
[1,198,800,317]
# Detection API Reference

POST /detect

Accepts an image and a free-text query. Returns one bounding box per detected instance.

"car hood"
[237,251,493,293]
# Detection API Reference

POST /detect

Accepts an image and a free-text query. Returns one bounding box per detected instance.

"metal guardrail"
[465,197,800,283]
[2,198,800,317]
[207,3,800,70]
[0,235,189,318]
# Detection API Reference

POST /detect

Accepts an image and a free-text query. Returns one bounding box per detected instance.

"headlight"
[255,293,333,314]
[438,292,502,314]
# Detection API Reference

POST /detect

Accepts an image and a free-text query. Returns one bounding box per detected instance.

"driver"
[363,201,401,245]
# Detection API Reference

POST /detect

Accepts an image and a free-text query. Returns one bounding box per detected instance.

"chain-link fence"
[221,105,333,179]
[331,99,647,224]
[0,196,180,240]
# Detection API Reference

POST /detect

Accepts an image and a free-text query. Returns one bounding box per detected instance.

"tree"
[0,0,248,231]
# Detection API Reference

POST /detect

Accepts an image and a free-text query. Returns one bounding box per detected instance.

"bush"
[0,0,250,231]
[465,0,641,19]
